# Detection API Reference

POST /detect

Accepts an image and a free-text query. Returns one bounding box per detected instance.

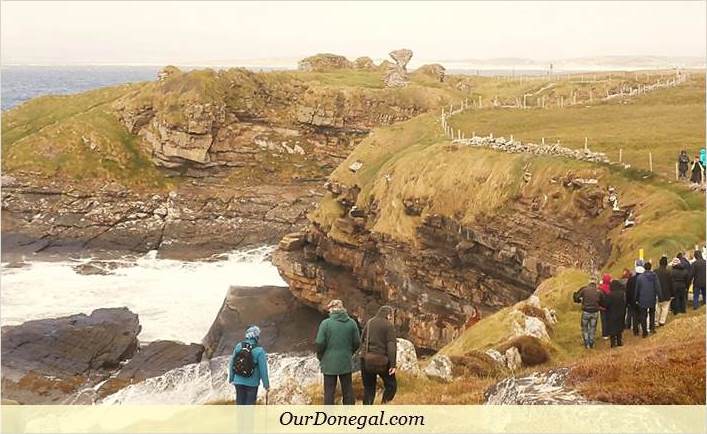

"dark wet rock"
[1,308,140,404]
[117,341,204,382]
[202,286,325,358]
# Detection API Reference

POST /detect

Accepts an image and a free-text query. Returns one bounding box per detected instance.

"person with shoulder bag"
[360,305,398,405]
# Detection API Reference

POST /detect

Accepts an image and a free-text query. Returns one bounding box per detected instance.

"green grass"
[2,84,139,146]
[3,101,167,189]
[284,70,385,88]
[448,74,705,178]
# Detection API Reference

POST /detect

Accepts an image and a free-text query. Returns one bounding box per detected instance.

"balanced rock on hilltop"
[298,53,353,72]
[384,48,413,88]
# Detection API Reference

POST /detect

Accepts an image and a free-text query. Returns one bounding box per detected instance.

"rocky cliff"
[273,115,623,351]
[2,58,461,258]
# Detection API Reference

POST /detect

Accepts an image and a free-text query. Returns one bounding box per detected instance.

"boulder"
[202,286,325,358]
[389,49,413,69]
[485,349,506,366]
[423,353,453,382]
[513,315,550,342]
[396,338,422,375]
[1,308,141,404]
[505,347,522,371]
[484,368,597,404]
[415,64,446,82]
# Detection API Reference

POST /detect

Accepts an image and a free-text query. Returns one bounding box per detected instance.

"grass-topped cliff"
[1,63,471,189]
[288,69,706,403]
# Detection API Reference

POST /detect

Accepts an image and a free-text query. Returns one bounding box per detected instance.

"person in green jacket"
[228,325,270,405]
[315,299,361,405]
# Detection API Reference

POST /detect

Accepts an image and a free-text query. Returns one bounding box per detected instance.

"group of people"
[574,249,706,349]
[677,149,705,184]
[227,299,398,405]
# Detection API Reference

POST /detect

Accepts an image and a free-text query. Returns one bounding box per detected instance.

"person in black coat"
[671,258,691,314]
[691,250,706,309]
[624,263,643,335]
[600,279,627,348]
[655,256,673,326]
[690,156,705,184]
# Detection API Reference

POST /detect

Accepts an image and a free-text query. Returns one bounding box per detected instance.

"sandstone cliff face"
[274,167,617,351]
[112,67,435,176]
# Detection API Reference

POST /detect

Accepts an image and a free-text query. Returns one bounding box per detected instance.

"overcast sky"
[1,1,705,65]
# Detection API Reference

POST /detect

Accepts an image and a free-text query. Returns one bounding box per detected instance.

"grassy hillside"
[2,84,170,188]
[1,67,469,188]
[448,74,705,178]
[306,69,705,404]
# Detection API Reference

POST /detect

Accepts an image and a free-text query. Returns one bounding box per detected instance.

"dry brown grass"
[498,335,551,367]
[566,313,706,404]
[449,351,502,377]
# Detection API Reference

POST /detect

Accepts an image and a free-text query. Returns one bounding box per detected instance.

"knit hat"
[327,299,345,313]
[635,259,645,274]
[245,325,261,340]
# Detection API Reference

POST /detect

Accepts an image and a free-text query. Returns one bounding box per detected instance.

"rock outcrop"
[384,49,413,87]
[202,286,325,358]
[484,368,598,404]
[2,60,458,257]
[298,53,354,72]
[1,176,319,259]
[102,353,321,405]
[415,64,446,82]
[353,57,376,70]
[274,181,612,350]
[1,308,140,404]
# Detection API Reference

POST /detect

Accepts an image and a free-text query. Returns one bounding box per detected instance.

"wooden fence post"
[619,148,623,163]
[649,152,653,172]
[675,162,679,180]
[584,137,588,150]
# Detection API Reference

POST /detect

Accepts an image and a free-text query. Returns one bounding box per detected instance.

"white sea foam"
[0,246,285,343]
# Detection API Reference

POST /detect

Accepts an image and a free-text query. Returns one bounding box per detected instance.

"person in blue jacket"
[228,325,270,405]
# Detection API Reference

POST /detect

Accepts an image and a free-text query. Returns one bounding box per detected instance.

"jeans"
[361,364,397,405]
[581,311,599,348]
[656,300,671,325]
[673,287,687,314]
[638,306,655,336]
[235,385,258,405]
[693,285,706,309]
[323,373,354,405]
